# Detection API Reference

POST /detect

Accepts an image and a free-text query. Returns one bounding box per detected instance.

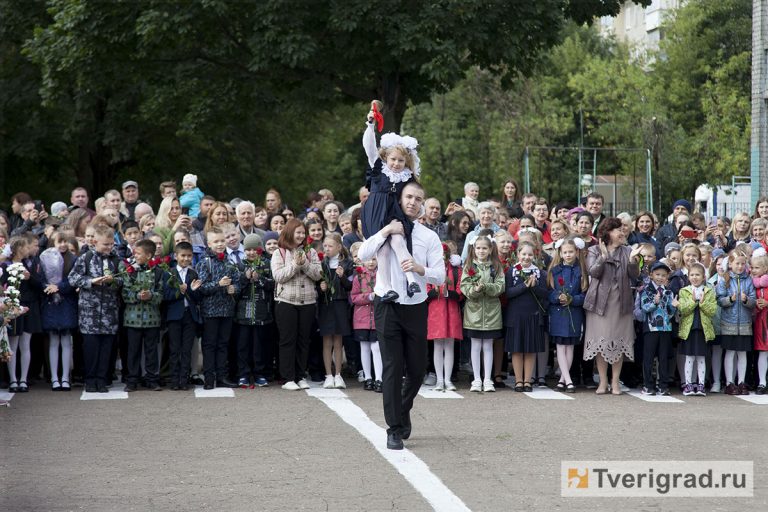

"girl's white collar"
[382,164,413,184]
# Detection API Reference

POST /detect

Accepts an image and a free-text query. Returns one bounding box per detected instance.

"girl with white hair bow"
[360,103,423,302]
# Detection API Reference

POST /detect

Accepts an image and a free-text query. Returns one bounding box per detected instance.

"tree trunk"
[379,73,407,132]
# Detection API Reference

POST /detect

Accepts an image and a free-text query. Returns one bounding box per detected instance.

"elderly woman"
[461,202,500,262]
[583,217,642,395]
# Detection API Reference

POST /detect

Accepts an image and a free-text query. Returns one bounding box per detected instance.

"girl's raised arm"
[362,121,378,168]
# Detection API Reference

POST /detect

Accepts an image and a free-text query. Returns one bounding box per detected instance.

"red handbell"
[372,102,384,133]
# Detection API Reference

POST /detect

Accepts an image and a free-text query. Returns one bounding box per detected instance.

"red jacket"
[426,262,463,340]
[350,267,376,331]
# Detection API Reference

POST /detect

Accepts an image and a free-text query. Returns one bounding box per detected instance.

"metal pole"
[523,147,530,194]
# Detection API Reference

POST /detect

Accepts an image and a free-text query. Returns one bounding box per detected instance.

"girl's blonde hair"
[680,242,702,267]
[751,217,768,236]
[722,250,748,289]
[751,252,768,272]
[379,145,416,174]
[729,211,751,238]
[323,232,349,261]
[547,238,588,291]
[139,214,156,233]
[464,235,503,278]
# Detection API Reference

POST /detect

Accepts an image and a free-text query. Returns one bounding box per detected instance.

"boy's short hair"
[174,241,193,253]
[206,226,224,238]
[93,225,114,239]
[135,239,156,256]
[220,222,236,234]
[122,220,139,232]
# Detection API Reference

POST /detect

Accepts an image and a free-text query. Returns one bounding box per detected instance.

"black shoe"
[97,385,109,393]
[400,412,412,440]
[123,384,138,392]
[179,384,189,391]
[85,385,98,393]
[203,379,214,390]
[157,377,166,387]
[406,282,421,298]
[380,290,399,303]
[170,384,180,391]
[217,378,238,388]
[147,383,161,391]
[364,379,374,391]
[374,380,383,393]
[191,375,205,386]
[387,432,404,450]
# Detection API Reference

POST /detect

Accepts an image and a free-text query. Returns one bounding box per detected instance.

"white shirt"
[358,222,445,305]
[177,266,190,307]
[227,245,245,266]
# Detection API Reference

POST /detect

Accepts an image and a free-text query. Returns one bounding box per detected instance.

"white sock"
[482,339,493,381]
[371,341,383,381]
[49,333,61,382]
[556,345,573,385]
[759,352,768,387]
[18,333,31,383]
[389,234,417,286]
[696,356,706,385]
[376,245,393,290]
[433,340,444,384]
[471,338,482,381]
[711,345,723,385]
[737,351,747,384]
[684,355,695,385]
[443,339,454,383]
[724,350,736,384]
[359,342,373,380]
[61,333,73,382]
[6,336,19,382]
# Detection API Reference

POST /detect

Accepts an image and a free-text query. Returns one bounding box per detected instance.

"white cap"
[182,173,198,187]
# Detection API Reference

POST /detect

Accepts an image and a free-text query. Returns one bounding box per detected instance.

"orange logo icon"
[568,468,589,488]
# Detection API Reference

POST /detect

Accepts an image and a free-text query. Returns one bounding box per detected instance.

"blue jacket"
[547,263,585,338]
[195,250,241,318]
[179,187,204,218]
[716,271,756,335]
[163,265,202,323]
[640,282,677,333]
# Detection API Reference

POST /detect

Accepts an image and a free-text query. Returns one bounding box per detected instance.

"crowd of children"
[4,175,768,403]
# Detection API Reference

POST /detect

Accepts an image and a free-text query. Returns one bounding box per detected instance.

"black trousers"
[202,317,233,381]
[82,334,115,387]
[275,302,316,382]
[126,327,160,385]
[643,331,671,390]
[167,311,197,385]
[237,323,269,379]
[374,298,428,435]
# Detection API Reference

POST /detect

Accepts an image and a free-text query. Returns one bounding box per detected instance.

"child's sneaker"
[334,374,346,389]
[445,381,457,391]
[423,372,437,386]
[682,383,694,396]
[323,375,335,389]
[709,381,721,394]
[483,380,495,393]
[432,381,445,392]
[657,388,670,396]
[357,370,366,383]
[695,384,706,396]
[641,387,655,396]
[469,379,482,392]
[238,377,249,389]
[254,377,269,387]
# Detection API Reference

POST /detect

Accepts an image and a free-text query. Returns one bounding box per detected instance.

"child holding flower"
[547,237,587,392]
[351,257,382,391]
[427,241,463,391]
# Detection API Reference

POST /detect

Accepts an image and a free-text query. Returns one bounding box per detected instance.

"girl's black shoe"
[364,379,374,391]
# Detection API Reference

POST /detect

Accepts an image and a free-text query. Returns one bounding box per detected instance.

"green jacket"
[122,265,164,328]
[677,285,717,342]
[460,260,505,331]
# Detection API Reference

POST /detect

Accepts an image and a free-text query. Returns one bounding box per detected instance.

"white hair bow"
[470,235,495,246]
[380,132,421,178]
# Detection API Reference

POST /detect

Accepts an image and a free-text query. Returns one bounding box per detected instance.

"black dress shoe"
[97,385,109,393]
[170,384,180,391]
[123,383,138,392]
[203,379,214,390]
[374,380,383,393]
[364,379,374,391]
[179,384,189,391]
[147,383,161,391]
[217,378,238,388]
[380,290,399,303]
[387,432,404,450]
[85,385,98,393]
[406,282,421,297]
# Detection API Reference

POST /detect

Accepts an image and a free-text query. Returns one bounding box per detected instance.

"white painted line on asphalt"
[80,389,128,400]
[418,385,463,399]
[626,390,683,403]
[523,388,574,400]
[194,386,234,398]
[308,391,471,512]
[735,393,768,405]
[0,391,15,401]
[306,388,347,398]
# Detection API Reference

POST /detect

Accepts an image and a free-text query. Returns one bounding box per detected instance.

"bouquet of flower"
[319,253,334,303]
[557,275,576,332]
[150,256,180,296]
[303,236,314,254]
[515,263,546,313]
[463,264,480,286]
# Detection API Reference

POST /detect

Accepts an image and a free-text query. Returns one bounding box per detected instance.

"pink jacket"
[350,268,376,331]
[426,262,463,340]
